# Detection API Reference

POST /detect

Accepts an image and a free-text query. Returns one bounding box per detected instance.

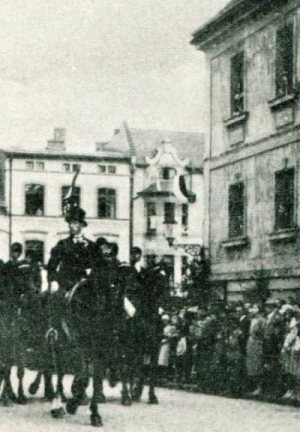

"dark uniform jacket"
[47,236,96,292]
[2,258,33,309]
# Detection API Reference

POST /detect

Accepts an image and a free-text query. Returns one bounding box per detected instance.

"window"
[230,51,245,115]
[63,163,70,172]
[228,182,245,238]
[163,255,174,283]
[61,186,81,212]
[182,204,189,228]
[159,167,175,180]
[181,256,189,276]
[25,184,45,216]
[145,254,156,268]
[108,165,116,174]
[275,168,295,230]
[98,188,116,219]
[276,22,294,97]
[36,162,45,171]
[26,161,34,170]
[98,165,106,173]
[164,202,176,224]
[25,240,44,264]
[146,202,157,234]
[72,164,81,173]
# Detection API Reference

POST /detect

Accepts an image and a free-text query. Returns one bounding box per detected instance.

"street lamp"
[164,222,203,257]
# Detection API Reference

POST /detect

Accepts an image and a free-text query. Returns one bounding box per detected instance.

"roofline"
[190,0,273,49]
[0,148,131,163]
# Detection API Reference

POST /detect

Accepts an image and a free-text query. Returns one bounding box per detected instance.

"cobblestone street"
[0,369,299,432]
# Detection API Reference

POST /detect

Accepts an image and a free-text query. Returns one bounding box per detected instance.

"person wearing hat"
[1,242,35,405]
[47,207,96,293]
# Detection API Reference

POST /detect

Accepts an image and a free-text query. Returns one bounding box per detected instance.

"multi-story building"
[192,0,300,300]
[107,122,204,287]
[0,128,131,263]
[0,124,204,288]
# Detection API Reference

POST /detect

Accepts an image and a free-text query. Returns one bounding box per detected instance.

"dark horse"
[63,267,133,428]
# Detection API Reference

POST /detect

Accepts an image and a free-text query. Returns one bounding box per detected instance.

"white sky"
[0,0,228,151]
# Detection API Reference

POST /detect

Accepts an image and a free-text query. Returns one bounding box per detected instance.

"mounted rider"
[47,207,95,294]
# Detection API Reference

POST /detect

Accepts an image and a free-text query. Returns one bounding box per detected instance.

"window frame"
[164,202,176,224]
[24,184,45,216]
[181,204,189,228]
[275,19,295,99]
[25,161,34,170]
[146,202,157,235]
[108,165,116,174]
[274,167,296,231]
[230,50,245,116]
[97,188,117,219]
[228,181,246,239]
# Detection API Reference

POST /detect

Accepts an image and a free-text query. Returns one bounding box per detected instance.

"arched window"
[25,184,44,216]
[97,188,116,219]
[25,240,44,264]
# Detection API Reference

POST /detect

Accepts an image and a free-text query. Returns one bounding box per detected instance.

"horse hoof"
[60,393,67,403]
[148,395,159,405]
[44,391,55,402]
[90,414,103,427]
[66,398,78,415]
[121,395,132,406]
[2,398,14,407]
[17,395,28,405]
[131,392,141,402]
[94,392,105,404]
[79,393,90,405]
[51,407,66,419]
[29,382,39,395]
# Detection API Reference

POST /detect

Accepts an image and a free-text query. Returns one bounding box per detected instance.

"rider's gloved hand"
[50,281,59,293]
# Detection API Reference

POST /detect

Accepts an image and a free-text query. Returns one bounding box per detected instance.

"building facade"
[107,122,204,287]
[0,128,131,263]
[0,125,204,288]
[192,0,300,300]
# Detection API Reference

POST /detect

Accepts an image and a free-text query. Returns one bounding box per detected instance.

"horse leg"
[90,356,103,427]
[66,353,87,416]
[1,365,15,406]
[44,370,55,401]
[3,365,17,403]
[16,365,27,404]
[71,353,91,405]
[120,361,131,407]
[29,370,42,395]
[50,348,66,419]
[148,344,159,405]
[57,371,66,403]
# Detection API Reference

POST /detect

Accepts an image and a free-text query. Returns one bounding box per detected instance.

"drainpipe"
[129,155,136,254]
[8,155,12,257]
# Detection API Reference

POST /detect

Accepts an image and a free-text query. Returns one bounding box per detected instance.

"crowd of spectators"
[157,299,300,403]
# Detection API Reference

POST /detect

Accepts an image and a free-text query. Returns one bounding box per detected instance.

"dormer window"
[159,167,175,180]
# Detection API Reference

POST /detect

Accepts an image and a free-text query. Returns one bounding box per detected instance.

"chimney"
[46,128,66,152]
[95,142,108,152]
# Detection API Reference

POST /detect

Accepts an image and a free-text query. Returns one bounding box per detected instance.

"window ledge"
[222,236,248,248]
[268,93,296,110]
[268,228,298,242]
[224,111,249,128]
[145,230,157,237]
